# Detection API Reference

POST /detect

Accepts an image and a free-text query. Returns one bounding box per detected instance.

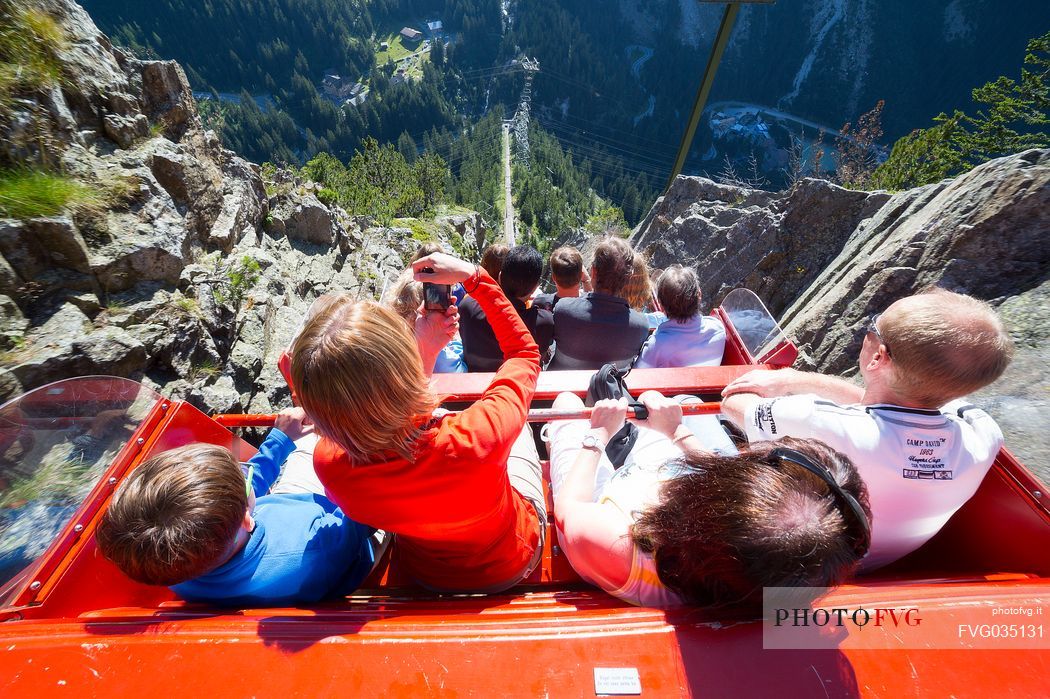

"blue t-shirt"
[172,429,375,606]
[433,339,468,373]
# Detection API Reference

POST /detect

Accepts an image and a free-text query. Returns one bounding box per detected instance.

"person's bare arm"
[721,368,863,431]
[721,392,761,431]
[556,398,627,506]
[553,398,634,590]
[722,367,863,403]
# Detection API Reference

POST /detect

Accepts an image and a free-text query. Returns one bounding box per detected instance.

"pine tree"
[869,31,1048,190]
[398,131,419,164]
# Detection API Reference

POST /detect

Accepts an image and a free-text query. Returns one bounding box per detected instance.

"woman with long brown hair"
[549,392,871,608]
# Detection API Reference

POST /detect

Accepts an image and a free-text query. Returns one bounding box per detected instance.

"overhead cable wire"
[535,133,671,178]
[529,140,668,179]
[550,110,680,152]
[536,118,677,162]
[534,117,675,170]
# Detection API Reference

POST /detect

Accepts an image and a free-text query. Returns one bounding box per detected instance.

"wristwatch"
[581,431,606,452]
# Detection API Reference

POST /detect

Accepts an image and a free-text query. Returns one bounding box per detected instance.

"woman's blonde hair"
[384,269,423,325]
[290,294,439,463]
[622,253,652,311]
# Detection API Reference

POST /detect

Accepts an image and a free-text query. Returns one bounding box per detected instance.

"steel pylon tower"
[511,57,539,169]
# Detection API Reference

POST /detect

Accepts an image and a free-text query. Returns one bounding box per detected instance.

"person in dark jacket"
[460,245,554,372]
[548,236,649,370]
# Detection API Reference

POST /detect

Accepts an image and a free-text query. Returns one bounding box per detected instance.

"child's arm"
[248,408,311,496]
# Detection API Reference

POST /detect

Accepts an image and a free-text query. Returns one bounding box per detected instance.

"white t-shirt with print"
[744,395,1003,570]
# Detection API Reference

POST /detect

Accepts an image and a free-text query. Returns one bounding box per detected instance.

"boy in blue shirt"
[96,409,378,606]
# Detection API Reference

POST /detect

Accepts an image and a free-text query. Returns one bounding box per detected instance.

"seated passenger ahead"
[479,243,510,282]
[95,410,378,606]
[385,269,467,374]
[722,288,1014,570]
[548,237,649,370]
[635,264,725,368]
[534,245,590,311]
[459,245,554,372]
[291,253,546,593]
[548,392,870,608]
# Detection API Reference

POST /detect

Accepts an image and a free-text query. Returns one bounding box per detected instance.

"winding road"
[625,45,655,125]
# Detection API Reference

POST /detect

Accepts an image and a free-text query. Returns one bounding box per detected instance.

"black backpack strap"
[584,364,645,468]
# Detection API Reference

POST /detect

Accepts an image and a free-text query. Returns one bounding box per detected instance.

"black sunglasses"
[865,313,891,357]
[771,447,871,555]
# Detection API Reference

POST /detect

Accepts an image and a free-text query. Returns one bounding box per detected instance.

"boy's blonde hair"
[549,246,584,289]
[95,444,246,586]
[291,294,439,463]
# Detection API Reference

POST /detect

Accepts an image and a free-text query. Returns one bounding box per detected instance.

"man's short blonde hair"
[95,444,246,586]
[880,288,1014,406]
[291,294,438,463]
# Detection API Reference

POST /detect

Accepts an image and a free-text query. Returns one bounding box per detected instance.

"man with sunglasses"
[721,288,1014,570]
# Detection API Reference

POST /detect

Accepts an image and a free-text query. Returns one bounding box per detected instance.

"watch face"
[582,434,602,450]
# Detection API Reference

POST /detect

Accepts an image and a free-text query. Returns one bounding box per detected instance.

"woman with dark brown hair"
[549,391,871,608]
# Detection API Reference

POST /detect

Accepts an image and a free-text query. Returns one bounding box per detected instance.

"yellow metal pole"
[665,2,741,190]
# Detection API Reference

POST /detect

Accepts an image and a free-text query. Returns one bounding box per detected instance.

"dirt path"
[502,122,515,244]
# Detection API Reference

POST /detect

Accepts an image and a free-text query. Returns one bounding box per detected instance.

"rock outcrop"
[633,177,890,320]
[632,149,1050,475]
[0,0,481,415]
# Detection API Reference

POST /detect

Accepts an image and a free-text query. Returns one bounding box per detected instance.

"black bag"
[585,364,648,468]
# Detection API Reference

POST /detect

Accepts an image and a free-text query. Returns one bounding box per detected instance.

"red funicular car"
[0,290,1047,697]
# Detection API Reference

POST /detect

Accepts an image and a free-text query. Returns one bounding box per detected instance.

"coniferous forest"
[80,0,1047,242]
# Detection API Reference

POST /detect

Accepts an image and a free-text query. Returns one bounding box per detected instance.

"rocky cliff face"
[0,0,483,415]
[632,149,1050,476]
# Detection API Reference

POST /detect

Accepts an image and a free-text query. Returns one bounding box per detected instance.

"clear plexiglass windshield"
[0,377,161,602]
[720,288,789,363]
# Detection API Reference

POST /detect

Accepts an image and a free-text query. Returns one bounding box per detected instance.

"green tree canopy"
[869,31,1048,190]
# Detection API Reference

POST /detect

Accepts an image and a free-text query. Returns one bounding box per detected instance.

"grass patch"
[0,168,137,220]
[188,359,220,382]
[375,32,417,65]
[172,295,201,317]
[0,4,66,112]
[0,170,94,218]
[0,334,30,365]
[402,50,430,80]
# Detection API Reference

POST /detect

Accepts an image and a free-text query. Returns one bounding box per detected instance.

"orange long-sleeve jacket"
[313,270,542,591]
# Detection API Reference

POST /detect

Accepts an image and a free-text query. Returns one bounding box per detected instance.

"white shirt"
[744,395,1003,570]
[546,408,737,607]
[635,315,726,369]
